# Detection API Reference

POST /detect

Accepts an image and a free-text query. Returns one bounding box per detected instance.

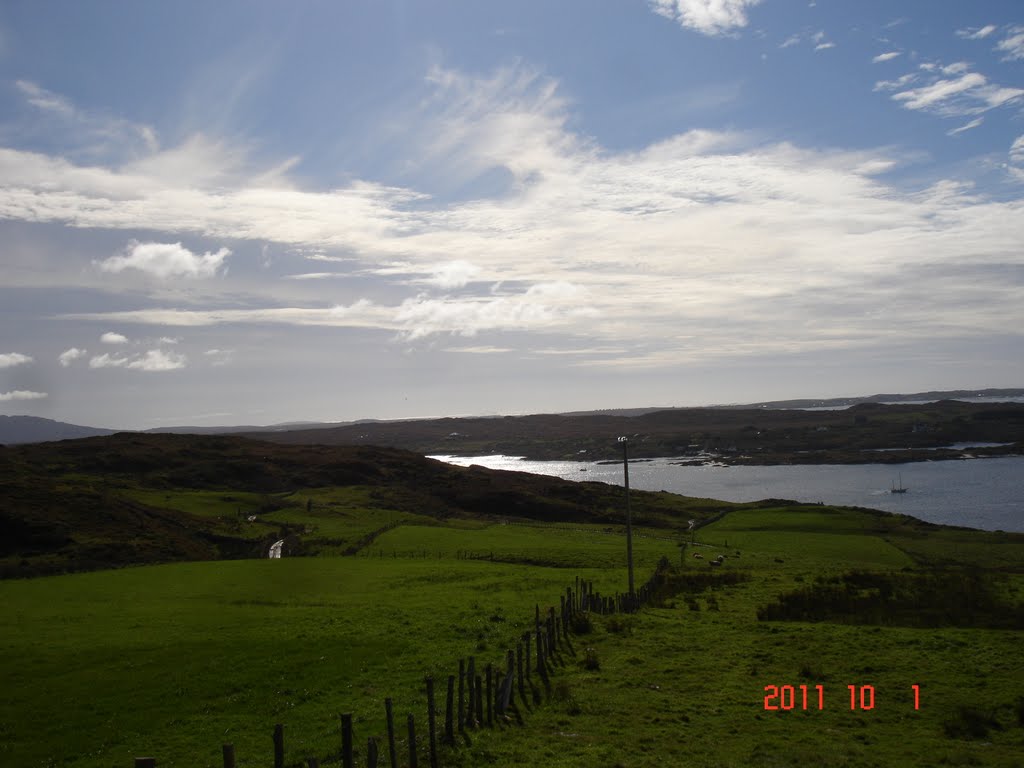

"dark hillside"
[0,433,718,578]
[240,400,1024,462]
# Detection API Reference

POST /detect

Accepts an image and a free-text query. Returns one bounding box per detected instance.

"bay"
[430,454,1024,533]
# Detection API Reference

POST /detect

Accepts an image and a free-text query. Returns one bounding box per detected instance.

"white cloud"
[443,346,515,354]
[0,352,33,368]
[0,390,47,401]
[880,66,1024,117]
[283,272,344,280]
[58,347,87,366]
[779,34,801,49]
[648,0,761,36]
[1010,136,1024,182]
[956,25,997,40]
[89,353,130,369]
[947,118,984,136]
[100,332,129,344]
[424,260,482,289]
[128,349,187,371]
[1011,136,1024,165]
[66,302,390,329]
[395,282,596,339]
[6,63,1024,367]
[158,336,180,344]
[872,51,901,63]
[98,241,230,279]
[89,349,186,371]
[996,26,1024,61]
[815,42,835,51]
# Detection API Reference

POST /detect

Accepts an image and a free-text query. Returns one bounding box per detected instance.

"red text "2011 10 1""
[763,685,921,711]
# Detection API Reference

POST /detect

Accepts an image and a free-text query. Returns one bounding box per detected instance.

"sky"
[1,0,1023,429]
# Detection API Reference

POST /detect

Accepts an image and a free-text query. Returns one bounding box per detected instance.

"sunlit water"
[430,454,1024,533]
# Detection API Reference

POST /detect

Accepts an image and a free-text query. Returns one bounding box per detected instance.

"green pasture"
[446,598,1024,767]
[3,503,1023,767]
[0,556,619,768]
[119,486,440,554]
[362,522,682,570]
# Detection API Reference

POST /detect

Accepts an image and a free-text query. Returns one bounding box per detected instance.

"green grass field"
[0,555,617,768]
[3,496,1023,767]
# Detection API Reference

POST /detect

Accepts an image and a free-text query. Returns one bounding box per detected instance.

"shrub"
[942,706,1003,740]
[571,612,594,635]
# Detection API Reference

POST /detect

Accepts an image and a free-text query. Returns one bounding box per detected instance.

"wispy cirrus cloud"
[648,0,761,37]
[948,117,984,136]
[1010,136,1024,182]
[956,25,997,41]
[996,26,1024,61]
[876,62,1024,117]
[872,51,901,63]
[0,352,33,368]
[15,80,158,159]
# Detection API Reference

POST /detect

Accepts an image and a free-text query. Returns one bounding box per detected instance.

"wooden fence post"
[222,744,235,768]
[516,642,524,699]
[134,759,156,768]
[273,724,284,768]
[444,675,455,744]
[467,656,476,728]
[475,675,483,726]
[341,713,353,768]
[458,658,465,732]
[485,663,493,726]
[407,714,418,768]
[426,676,438,768]
[367,737,379,768]
[524,632,531,680]
[385,698,398,768]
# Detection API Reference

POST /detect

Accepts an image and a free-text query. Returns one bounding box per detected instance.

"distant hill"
[719,388,1024,410]
[0,432,712,577]
[242,399,1024,462]
[4,388,1022,447]
[0,415,116,445]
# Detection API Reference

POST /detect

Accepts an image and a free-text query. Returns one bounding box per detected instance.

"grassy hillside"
[2,432,1023,767]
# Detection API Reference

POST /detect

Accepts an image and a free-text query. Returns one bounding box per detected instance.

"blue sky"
[1,0,1022,428]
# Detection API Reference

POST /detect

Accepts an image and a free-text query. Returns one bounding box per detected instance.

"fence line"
[133,557,674,767]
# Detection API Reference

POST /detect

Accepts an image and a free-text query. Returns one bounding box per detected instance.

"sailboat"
[890,473,908,494]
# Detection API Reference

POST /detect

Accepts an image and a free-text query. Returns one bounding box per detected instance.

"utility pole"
[618,436,635,597]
